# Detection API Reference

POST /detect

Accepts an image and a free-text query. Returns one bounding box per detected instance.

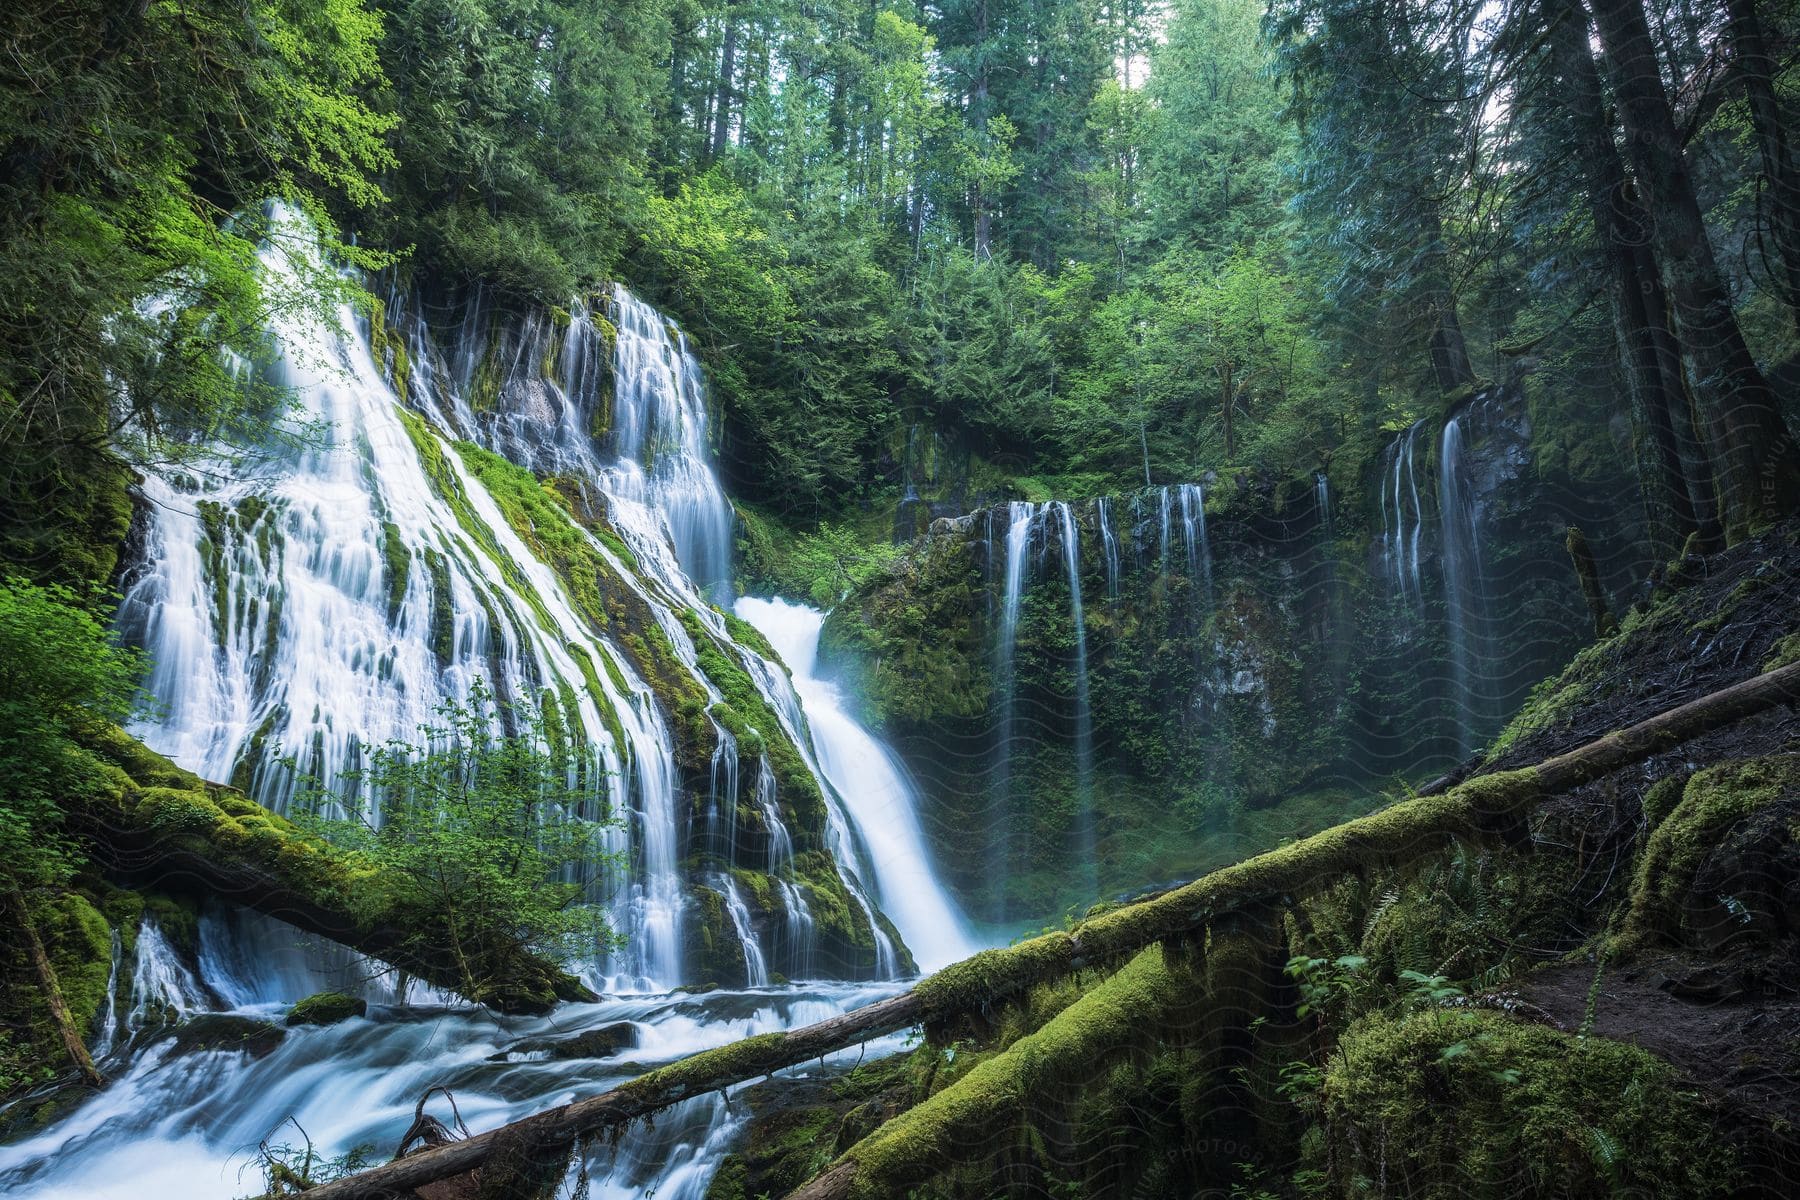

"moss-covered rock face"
[286,991,368,1026]
[0,443,136,592]
[705,1054,920,1200]
[1320,1009,1738,1199]
[819,399,1640,924]
[683,886,749,991]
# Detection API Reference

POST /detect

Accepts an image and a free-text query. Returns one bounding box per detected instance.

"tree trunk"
[1726,0,1800,333]
[1548,3,1715,556]
[6,888,106,1090]
[710,6,738,159]
[292,658,1800,1200]
[1585,0,1800,540]
[1220,358,1235,459]
[1422,211,1475,389]
[1565,525,1619,637]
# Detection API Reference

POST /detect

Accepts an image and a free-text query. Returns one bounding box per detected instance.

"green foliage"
[0,0,396,578]
[296,680,621,996]
[0,578,145,895]
[370,0,670,298]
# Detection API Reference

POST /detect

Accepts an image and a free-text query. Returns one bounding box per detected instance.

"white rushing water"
[7,207,970,1196]
[733,597,980,972]
[0,909,906,1199]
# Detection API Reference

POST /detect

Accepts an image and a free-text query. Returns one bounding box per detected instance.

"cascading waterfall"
[125,919,213,1033]
[989,501,1037,911]
[115,219,664,980]
[735,597,979,971]
[91,928,125,1059]
[9,208,965,1198]
[986,501,1105,911]
[716,875,770,987]
[423,280,896,983]
[1174,483,1213,609]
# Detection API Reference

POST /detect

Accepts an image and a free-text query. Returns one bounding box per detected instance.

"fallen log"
[69,725,594,1014]
[293,659,1800,1200]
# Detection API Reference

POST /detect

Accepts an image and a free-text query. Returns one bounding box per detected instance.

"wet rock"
[286,991,367,1027]
[156,1014,288,1059]
[489,1021,638,1062]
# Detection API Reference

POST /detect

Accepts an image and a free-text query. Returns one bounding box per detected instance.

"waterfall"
[1174,483,1213,608]
[734,597,979,971]
[15,208,970,1199]
[1096,496,1122,601]
[1438,415,1488,754]
[1315,471,1332,538]
[990,501,1037,909]
[114,208,928,994]
[91,927,125,1058]
[1381,420,1427,607]
[716,875,770,987]
[126,919,214,1031]
[1158,486,1175,577]
[985,501,1105,913]
[1051,503,1097,899]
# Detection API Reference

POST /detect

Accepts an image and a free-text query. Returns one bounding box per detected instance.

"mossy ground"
[1320,1009,1738,1199]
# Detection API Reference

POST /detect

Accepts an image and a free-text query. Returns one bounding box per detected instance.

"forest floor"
[1518,957,1800,1131]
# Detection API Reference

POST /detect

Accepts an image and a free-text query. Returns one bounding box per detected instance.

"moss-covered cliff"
[816,381,1649,924]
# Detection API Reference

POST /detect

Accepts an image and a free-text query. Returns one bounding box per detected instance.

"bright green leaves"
[0,578,146,894]
[295,680,623,996]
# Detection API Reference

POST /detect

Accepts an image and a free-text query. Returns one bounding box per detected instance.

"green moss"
[680,607,827,837]
[1639,771,1690,830]
[1620,755,1800,946]
[683,885,747,988]
[287,991,367,1026]
[619,1031,789,1106]
[67,726,587,1014]
[381,521,410,619]
[730,868,777,914]
[0,445,137,592]
[138,891,201,958]
[819,529,991,729]
[721,610,781,668]
[1319,1009,1738,1199]
[1764,632,1800,671]
[789,849,875,954]
[45,893,114,1041]
[839,947,1189,1198]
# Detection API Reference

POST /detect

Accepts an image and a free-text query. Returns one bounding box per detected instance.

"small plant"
[1286,952,1370,1025]
[296,679,622,1000]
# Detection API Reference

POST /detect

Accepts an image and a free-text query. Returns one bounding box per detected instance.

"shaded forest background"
[5,0,1800,588]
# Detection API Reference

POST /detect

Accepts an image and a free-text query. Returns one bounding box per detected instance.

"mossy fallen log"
[67,725,594,1015]
[794,946,1199,1200]
[291,659,1800,1200]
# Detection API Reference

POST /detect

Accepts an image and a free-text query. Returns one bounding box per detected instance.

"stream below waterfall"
[0,906,908,1198]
